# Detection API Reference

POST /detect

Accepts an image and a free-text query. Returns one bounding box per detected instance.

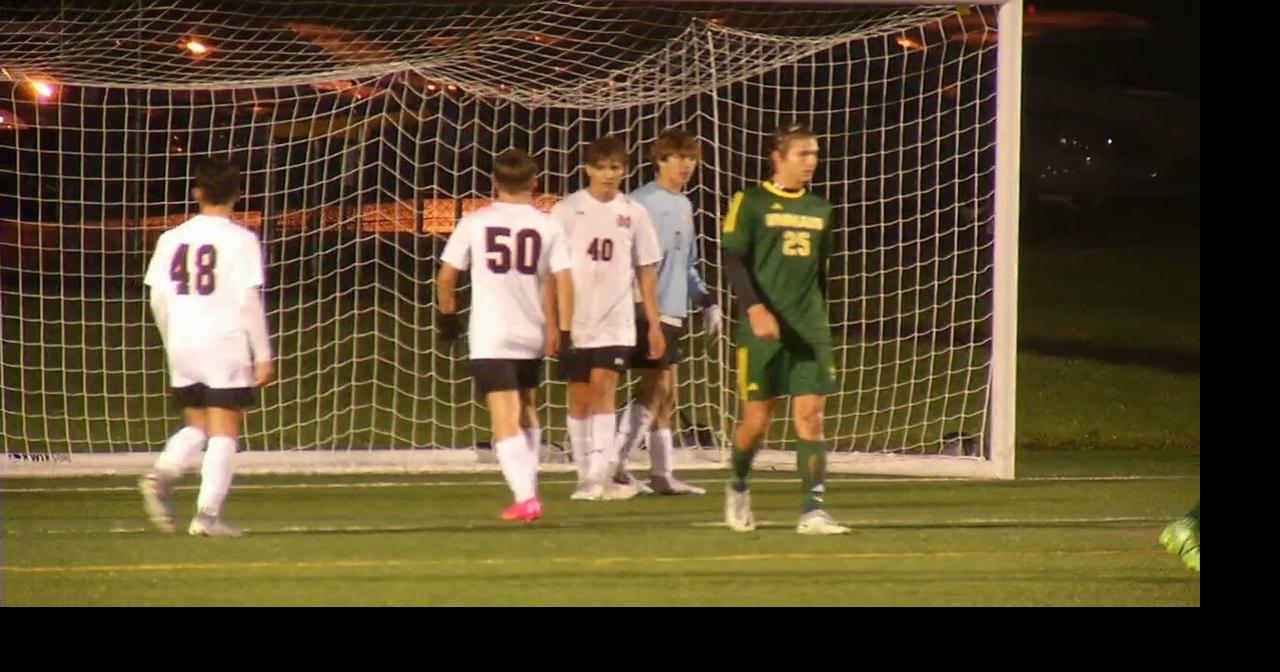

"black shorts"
[471,359,543,394]
[172,384,255,410]
[629,320,683,369]
[558,346,632,383]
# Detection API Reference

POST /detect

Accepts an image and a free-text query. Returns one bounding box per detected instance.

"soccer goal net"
[1,0,1021,477]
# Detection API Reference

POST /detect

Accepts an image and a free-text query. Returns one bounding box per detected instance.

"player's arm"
[685,227,722,336]
[818,211,834,302]
[544,270,574,358]
[634,208,665,359]
[242,288,273,385]
[638,265,661,324]
[148,287,170,350]
[435,220,471,342]
[544,225,575,358]
[240,235,275,385]
[437,264,460,314]
[687,255,712,308]
[721,192,779,340]
[143,237,170,348]
[555,271,573,332]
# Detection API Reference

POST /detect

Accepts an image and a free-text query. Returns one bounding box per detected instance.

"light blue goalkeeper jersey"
[631,180,711,324]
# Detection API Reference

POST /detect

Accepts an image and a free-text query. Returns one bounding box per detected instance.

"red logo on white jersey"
[616,215,631,229]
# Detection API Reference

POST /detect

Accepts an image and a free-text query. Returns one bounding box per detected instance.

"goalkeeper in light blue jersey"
[612,129,722,495]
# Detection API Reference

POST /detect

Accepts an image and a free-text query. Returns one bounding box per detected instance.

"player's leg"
[1160,500,1200,571]
[730,340,781,491]
[613,366,663,491]
[791,394,845,535]
[613,318,660,491]
[490,388,541,520]
[725,339,784,531]
[188,394,249,538]
[473,359,540,518]
[729,401,774,494]
[565,348,595,494]
[568,380,595,496]
[648,364,704,495]
[723,340,775,529]
[504,360,544,520]
[518,384,543,501]
[158,405,210,476]
[788,345,848,535]
[141,400,208,533]
[587,363,635,499]
[725,398,774,532]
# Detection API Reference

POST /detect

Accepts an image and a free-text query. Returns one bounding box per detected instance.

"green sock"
[731,440,760,493]
[796,439,827,513]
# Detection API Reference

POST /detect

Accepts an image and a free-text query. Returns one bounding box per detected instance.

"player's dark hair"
[193,158,242,206]
[585,135,629,167]
[494,149,539,194]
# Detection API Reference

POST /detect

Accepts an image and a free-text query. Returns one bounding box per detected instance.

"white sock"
[649,427,675,479]
[523,425,542,495]
[590,413,618,484]
[153,426,206,479]
[567,417,591,484]
[614,402,654,476]
[495,434,536,502]
[196,436,236,517]
[614,402,632,464]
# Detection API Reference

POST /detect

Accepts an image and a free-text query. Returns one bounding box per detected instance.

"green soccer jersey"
[721,180,834,346]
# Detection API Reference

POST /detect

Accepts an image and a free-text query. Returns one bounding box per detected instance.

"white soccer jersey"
[143,214,266,388]
[550,189,661,349]
[440,201,573,360]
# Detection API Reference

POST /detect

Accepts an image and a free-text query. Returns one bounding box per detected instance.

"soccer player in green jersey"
[720,123,849,535]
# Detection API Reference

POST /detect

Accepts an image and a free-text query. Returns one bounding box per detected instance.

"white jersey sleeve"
[440,216,474,270]
[237,232,266,292]
[548,200,573,242]
[632,203,662,268]
[548,199,568,225]
[144,232,172,289]
[546,220,573,274]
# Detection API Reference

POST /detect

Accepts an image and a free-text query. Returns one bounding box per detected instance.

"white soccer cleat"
[570,483,606,501]
[650,475,706,496]
[724,485,755,532]
[602,480,639,501]
[139,472,178,534]
[187,513,243,538]
[614,470,655,496]
[796,510,851,536]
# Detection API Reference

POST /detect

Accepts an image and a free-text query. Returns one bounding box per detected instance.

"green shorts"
[735,334,837,401]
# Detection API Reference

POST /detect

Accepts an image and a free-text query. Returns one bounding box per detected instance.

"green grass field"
[2,201,1199,605]
[3,451,1199,606]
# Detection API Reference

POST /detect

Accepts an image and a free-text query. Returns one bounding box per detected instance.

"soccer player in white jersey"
[550,136,665,501]
[437,149,574,522]
[613,129,723,496]
[138,158,274,538]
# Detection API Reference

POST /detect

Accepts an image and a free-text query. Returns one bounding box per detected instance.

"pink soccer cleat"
[501,497,543,522]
